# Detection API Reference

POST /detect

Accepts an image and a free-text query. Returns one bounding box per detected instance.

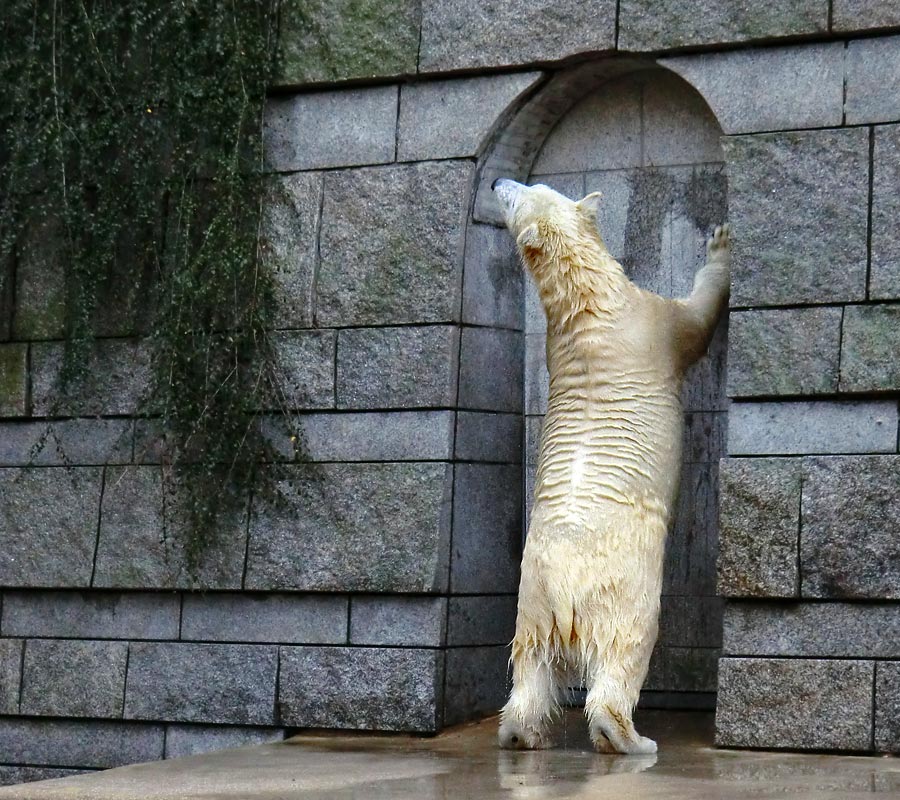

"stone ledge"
[276,0,420,86]
[419,0,615,72]
[619,0,827,51]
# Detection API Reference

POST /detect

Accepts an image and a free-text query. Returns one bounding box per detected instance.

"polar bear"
[492,178,730,754]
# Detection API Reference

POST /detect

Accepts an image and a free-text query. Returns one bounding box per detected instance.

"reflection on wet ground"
[2,710,899,799]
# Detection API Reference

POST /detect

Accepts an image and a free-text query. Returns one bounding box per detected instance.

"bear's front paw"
[498,719,553,750]
[707,223,731,260]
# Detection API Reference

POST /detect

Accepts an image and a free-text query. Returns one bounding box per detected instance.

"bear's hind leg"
[498,647,561,750]
[584,674,657,755]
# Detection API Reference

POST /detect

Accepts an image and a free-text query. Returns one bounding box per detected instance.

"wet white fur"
[493,181,730,754]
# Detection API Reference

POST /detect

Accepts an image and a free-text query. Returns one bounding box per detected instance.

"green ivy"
[0,0,299,575]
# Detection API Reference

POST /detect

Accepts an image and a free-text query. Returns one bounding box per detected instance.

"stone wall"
[1,0,900,782]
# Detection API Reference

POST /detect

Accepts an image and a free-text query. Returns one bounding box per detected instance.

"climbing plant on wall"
[0,0,294,574]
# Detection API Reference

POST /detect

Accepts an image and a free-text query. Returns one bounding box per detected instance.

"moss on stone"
[276,0,420,85]
[0,343,27,416]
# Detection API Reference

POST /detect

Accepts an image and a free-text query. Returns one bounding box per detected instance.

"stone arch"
[464,58,728,708]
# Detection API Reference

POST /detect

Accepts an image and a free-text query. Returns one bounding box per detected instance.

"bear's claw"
[498,719,553,750]
[707,223,731,258]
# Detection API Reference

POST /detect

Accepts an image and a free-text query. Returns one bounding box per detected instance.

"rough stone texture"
[727,308,842,397]
[318,162,471,326]
[279,647,443,732]
[462,223,523,331]
[619,0,827,50]
[662,43,844,134]
[263,87,397,172]
[524,334,548,415]
[263,411,455,462]
[0,640,22,715]
[875,662,900,752]
[723,129,868,307]
[0,719,164,768]
[454,412,522,464]
[525,416,543,465]
[717,458,800,598]
[447,596,517,646]
[451,464,522,594]
[13,217,66,340]
[724,601,900,658]
[443,646,508,726]
[728,401,897,455]
[665,462,720,597]
[840,305,900,392]
[716,658,874,750]
[801,456,900,600]
[269,330,336,410]
[872,126,900,299]
[644,646,719,693]
[336,327,459,409]
[0,419,133,467]
[0,344,26,417]
[21,639,128,718]
[845,36,900,125]
[349,596,446,647]
[181,593,347,645]
[0,766,92,786]
[93,466,247,590]
[682,319,729,412]
[659,596,724,648]
[419,0,616,72]
[399,73,543,162]
[125,643,277,725]
[530,77,643,174]
[458,328,523,413]
[262,173,321,329]
[642,74,725,167]
[31,339,152,417]
[0,467,101,587]
[276,0,419,85]
[2,591,177,640]
[164,725,284,759]
[246,463,452,593]
[833,0,900,30]
[682,412,727,464]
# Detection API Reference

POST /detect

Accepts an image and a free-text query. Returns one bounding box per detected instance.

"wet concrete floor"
[2,710,899,799]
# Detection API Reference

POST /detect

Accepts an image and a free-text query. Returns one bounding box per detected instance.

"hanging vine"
[0,0,298,574]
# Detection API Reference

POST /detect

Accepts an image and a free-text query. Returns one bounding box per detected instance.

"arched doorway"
[472,61,728,709]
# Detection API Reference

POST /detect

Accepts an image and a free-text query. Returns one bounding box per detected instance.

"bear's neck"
[531,243,628,334]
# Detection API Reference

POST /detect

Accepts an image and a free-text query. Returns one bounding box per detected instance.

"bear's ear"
[577,191,603,221]
[516,223,542,252]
